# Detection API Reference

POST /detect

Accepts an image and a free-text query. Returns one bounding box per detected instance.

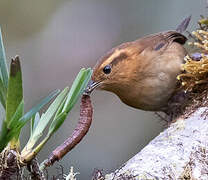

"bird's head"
[85,42,141,95]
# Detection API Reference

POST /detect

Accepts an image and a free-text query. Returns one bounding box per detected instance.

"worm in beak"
[84,80,101,95]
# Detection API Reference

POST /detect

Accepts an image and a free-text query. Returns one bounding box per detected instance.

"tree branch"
[106,106,208,179]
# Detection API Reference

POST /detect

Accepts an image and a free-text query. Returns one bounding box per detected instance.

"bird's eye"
[103,65,111,74]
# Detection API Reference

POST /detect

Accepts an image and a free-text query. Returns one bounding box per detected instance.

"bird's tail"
[176,15,191,33]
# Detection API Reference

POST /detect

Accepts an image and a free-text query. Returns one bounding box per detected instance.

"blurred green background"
[0,0,205,179]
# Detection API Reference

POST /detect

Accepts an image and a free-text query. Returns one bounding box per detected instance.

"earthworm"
[44,95,93,167]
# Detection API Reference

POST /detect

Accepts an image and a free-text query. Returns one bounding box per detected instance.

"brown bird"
[85,18,190,112]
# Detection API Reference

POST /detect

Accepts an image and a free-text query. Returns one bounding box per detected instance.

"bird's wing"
[134,31,187,52]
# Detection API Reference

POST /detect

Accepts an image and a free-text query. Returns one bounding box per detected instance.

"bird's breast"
[114,42,186,111]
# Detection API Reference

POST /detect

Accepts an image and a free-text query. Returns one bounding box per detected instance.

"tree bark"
[105,106,208,180]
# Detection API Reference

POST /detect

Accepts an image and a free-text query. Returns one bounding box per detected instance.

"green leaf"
[31,87,68,137]
[48,112,67,137]
[61,68,85,113]
[0,121,9,152]
[0,77,6,108]
[4,57,23,146]
[7,100,24,129]
[21,68,92,159]
[16,90,60,130]
[5,57,23,126]
[23,87,69,151]
[62,68,92,113]
[54,95,67,118]
[0,28,8,109]
[30,113,40,138]
[47,68,92,139]
[0,28,8,90]
[30,115,35,137]
[33,113,40,132]
[28,112,67,161]
[1,90,60,150]
[0,100,23,152]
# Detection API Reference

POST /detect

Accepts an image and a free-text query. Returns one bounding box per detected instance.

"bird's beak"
[84,80,101,95]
